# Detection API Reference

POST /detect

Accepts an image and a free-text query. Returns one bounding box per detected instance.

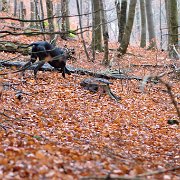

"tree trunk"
[165,0,178,49]
[118,0,137,55]
[39,0,46,36]
[165,0,179,59]
[145,0,157,49]
[34,0,39,28]
[46,0,55,43]
[116,0,127,43]
[140,0,146,48]
[76,0,90,61]
[34,0,45,40]
[100,0,109,66]
[92,0,102,52]
[20,1,26,27]
[61,0,70,40]
[65,0,70,30]
[14,0,17,16]
[30,2,35,27]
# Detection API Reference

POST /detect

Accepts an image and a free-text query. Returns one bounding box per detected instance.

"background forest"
[0,0,179,179]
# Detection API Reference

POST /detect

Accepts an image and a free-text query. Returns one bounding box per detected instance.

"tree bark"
[91,0,102,52]
[76,0,90,61]
[165,0,178,57]
[46,0,55,42]
[145,0,157,49]
[13,0,17,16]
[100,0,109,66]
[61,0,70,40]
[116,0,127,43]
[140,0,146,48]
[30,2,35,27]
[118,0,137,55]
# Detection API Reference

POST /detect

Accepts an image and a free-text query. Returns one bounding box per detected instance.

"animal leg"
[64,66,71,75]
[34,60,45,79]
[21,57,37,76]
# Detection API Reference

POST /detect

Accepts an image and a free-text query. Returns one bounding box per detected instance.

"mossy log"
[0,41,29,55]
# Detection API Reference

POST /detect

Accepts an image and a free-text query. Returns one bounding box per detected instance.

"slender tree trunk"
[34,0,45,40]
[84,0,90,38]
[118,0,137,55]
[46,0,55,42]
[30,2,35,27]
[61,0,69,40]
[56,2,61,31]
[20,1,26,27]
[145,0,157,49]
[14,0,17,16]
[165,0,179,58]
[165,0,178,46]
[34,0,40,28]
[92,0,102,52]
[140,0,146,48]
[61,0,66,33]
[39,0,45,32]
[76,0,90,61]
[100,0,109,66]
[116,0,127,43]
[65,0,70,30]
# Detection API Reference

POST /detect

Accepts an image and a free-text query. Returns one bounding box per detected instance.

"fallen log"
[0,41,29,55]
[0,60,143,81]
[80,78,120,101]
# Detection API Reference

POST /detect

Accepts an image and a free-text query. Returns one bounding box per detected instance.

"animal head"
[63,45,76,61]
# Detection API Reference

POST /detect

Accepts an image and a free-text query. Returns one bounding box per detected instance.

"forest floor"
[0,19,180,179]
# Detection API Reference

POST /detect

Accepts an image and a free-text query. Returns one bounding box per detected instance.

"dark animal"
[22,41,72,78]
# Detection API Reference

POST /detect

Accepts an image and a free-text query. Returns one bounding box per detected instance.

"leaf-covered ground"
[0,22,180,179]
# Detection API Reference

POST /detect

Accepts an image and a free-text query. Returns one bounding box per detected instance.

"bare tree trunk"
[65,0,70,30]
[76,0,90,61]
[61,0,66,33]
[140,0,146,48]
[14,0,17,16]
[84,0,90,38]
[34,0,40,28]
[61,0,70,40]
[30,2,35,27]
[92,0,102,52]
[56,2,61,31]
[115,0,127,43]
[165,0,179,59]
[118,0,137,55]
[165,0,178,47]
[100,0,109,66]
[20,1,26,27]
[34,0,45,40]
[46,0,55,43]
[39,0,45,32]
[145,0,157,49]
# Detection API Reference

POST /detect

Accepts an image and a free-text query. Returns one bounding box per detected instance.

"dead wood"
[80,78,120,101]
[0,60,143,81]
[0,41,30,55]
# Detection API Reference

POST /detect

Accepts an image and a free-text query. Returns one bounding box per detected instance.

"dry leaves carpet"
[0,41,180,179]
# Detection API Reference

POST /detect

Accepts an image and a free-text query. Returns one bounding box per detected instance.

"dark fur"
[22,41,71,78]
